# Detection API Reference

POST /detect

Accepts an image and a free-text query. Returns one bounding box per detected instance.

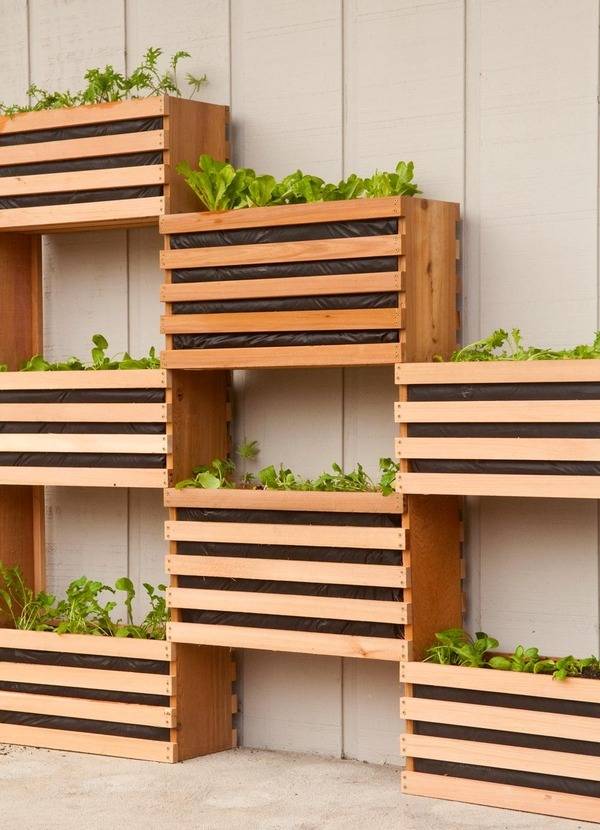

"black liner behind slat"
[0,679,167,707]
[0,423,165,435]
[408,381,600,402]
[410,459,600,476]
[0,647,168,674]
[0,116,163,147]
[0,453,165,469]
[178,575,401,602]
[0,710,168,741]
[174,330,398,350]
[170,218,398,249]
[0,151,162,178]
[409,422,600,438]
[173,292,398,315]
[0,388,164,404]
[0,186,161,210]
[172,256,398,284]
[176,507,402,527]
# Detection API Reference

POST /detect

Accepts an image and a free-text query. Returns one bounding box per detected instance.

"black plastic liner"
[0,709,168,741]
[0,452,165,469]
[0,151,163,179]
[410,459,600,476]
[0,388,165,404]
[0,422,165,435]
[414,758,600,800]
[0,679,167,707]
[176,507,402,527]
[0,647,168,675]
[0,116,163,148]
[172,256,398,285]
[409,422,600,438]
[173,292,398,316]
[0,186,161,210]
[181,609,402,638]
[170,218,398,249]
[179,575,400,603]
[408,381,600,402]
[174,330,398,350]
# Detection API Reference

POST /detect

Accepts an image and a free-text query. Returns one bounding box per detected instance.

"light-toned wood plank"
[396,359,600,385]
[164,487,404,513]
[397,472,600,499]
[0,723,175,763]
[165,519,405,550]
[401,733,600,782]
[0,467,167,488]
[395,399,600,423]
[0,369,166,390]
[401,697,600,743]
[0,663,172,695]
[167,554,408,588]
[0,628,172,659]
[162,307,402,334]
[0,165,165,197]
[160,272,403,302]
[162,343,401,369]
[168,621,408,661]
[399,662,600,703]
[0,95,166,134]
[396,436,600,461]
[160,235,402,269]
[160,196,405,233]
[0,690,174,728]
[0,434,170,454]
[401,772,600,824]
[0,197,164,232]
[0,402,168,422]
[168,586,409,624]
[0,129,165,166]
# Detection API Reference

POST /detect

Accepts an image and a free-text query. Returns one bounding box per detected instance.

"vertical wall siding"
[0,0,598,763]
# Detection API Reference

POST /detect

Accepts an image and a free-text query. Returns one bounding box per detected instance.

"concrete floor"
[0,744,587,829]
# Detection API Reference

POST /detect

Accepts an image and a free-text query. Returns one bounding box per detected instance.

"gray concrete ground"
[0,744,587,829]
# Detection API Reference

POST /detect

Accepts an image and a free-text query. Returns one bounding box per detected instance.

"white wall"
[1,0,599,764]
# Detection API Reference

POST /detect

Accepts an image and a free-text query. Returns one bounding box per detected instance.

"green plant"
[0,47,207,116]
[488,646,556,674]
[425,628,499,668]
[13,334,160,372]
[176,156,255,212]
[54,577,117,636]
[0,564,57,631]
[448,328,600,362]
[378,458,399,496]
[176,457,236,489]
[364,161,419,198]
[113,578,168,640]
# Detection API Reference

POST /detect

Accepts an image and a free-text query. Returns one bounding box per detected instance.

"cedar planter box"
[159,196,459,370]
[395,361,600,499]
[164,487,462,662]
[0,628,235,762]
[0,96,228,232]
[0,369,169,488]
[400,661,600,824]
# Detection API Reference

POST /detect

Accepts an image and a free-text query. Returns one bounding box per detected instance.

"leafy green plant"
[113,578,168,640]
[364,161,420,198]
[448,328,600,362]
[10,334,159,372]
[0,47,207,116]
[0,564,56,631]
[488,646,556,674]
[425,628,498,668]
[379,458,399,496]
[176,457,236,490]
[54,577,117,636]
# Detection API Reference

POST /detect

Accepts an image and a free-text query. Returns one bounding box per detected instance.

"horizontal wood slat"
[162,343,401,369]
[0,369,166,390]
[168,587,409,624]
[401,772,600,824]
[396,360,600,384]
[0,690,175,728]
[401,733,600,782]
[166,554,408,588]
[165,519,405,549]
[0,662,172,695]
[0,402,168,422]
[161,272,404,302]
[395,400,600,423]
[168,621,408,661]
[0,629,172,659]
[400,697,600,743]
[0,165,165,197]
[0,130,165,166]
[396,472,600,499]
[0,434,170,454]
[395,436,600,461]
[0,467,168,488]
[160,235,402,269]
[162,308,402,334]
[0,96,166,134]
[0,197,164,232]
[164,488,404,513]
[160,196,405,233]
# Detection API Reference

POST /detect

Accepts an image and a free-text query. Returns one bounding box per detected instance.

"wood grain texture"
[0,468,167,488]
[396,360,600,384]
[0,97,166,135]
[0,165,165,197]
[164,487,404,513]
[162,308,402,334]
[0,130,165,167]
[0,369,166,390]
[0,628,171,659]
[396,399,600,423]
[162,343,401,369]
[396,436,600,461]
[0,198,164,232]
[0,662,172,696]
[397,472,600,499]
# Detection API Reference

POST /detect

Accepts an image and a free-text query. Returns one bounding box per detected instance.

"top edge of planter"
[164,487,404,514]
[395,360,600,385]
[0,369,167,389]
[0,627,172,660]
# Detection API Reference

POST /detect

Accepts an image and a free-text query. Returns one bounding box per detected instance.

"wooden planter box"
[164,487,462,662]
[0,628,235,762]
[0,369,169,487]
[0,96,228,232]
[396,361,600,499]
[159,196,459,370]
[400,661,600,824]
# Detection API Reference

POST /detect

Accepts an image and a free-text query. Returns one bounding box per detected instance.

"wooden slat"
[0,467,167,488]
[0,723,175,763]
[0,96,165,135]
[162,343,401,369]
[0,629,172,660]
[396,360,600,385]
[0,165,165,197]
[160,235,402,269]
[0,402,168,422]
[401,697,600,743]
[0,690,175,728]
[167,554,408,588]
[395,436,600,461]
[401,772,600,824]
[397,472,600,499]
[168,621,408,661]
[164,487,404,513]
[162,308,402,334]
[165,519,405,549]
[0,434,170,454]
[0,130,164,166]
[0,197,164,232]
[395,399,600,423]
[0,369,166,390]
[399,662,600,704]
[160,196,404,233]
[0,663,172,695]
[160,272,403,302]
[168,587,409,624]
[401,733,600,782]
